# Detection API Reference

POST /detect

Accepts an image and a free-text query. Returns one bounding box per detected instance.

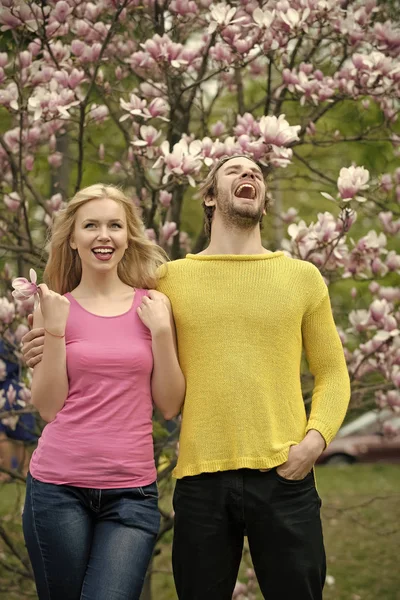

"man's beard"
[217,191,264,230]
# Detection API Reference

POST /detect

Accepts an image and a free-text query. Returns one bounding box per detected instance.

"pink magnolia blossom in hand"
[12,269,39,301]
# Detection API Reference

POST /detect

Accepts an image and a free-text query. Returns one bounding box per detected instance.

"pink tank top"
[30,289,156,489]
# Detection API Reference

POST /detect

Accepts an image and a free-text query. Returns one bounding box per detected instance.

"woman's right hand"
[38,284,70,336]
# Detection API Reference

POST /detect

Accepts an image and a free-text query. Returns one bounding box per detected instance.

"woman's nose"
[97,227,111,240]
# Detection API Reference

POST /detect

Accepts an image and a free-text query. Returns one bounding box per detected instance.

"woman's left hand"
[137,290,172,336]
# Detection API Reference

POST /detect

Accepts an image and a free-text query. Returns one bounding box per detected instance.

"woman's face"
[70,198,129,274]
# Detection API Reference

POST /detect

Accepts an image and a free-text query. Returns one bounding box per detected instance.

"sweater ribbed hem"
[306,419,335,446]
[173,448,291,479]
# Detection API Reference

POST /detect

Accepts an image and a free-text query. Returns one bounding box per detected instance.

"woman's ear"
[70,237,77,250]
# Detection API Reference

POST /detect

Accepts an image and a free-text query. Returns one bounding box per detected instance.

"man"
[23,155,350,600]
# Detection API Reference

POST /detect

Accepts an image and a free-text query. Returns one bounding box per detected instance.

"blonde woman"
[22,184,185,600]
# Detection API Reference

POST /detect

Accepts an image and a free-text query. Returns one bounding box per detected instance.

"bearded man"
[157,155,350,600]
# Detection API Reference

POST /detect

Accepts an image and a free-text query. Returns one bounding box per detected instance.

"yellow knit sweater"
[157,252,350,479]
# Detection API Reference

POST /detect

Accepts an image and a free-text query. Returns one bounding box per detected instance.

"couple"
[22,155,350,600]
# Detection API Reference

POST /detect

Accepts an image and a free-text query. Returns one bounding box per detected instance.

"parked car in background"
[316,409,400,465]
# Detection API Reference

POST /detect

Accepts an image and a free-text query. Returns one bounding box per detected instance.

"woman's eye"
[84,223,95,228]
[110,223,122,228]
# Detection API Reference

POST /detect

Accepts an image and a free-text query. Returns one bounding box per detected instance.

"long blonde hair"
[44,184,167,294]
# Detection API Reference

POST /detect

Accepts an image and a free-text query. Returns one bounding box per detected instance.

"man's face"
[212,157,266,228]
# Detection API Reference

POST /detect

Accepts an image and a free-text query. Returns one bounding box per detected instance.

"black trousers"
[172,468,326,600]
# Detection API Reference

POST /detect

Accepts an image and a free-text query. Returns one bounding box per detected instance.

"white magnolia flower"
[253,8,275,28]
[337,165,370,201]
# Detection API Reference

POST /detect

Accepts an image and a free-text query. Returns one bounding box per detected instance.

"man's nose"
[241,170,255,179]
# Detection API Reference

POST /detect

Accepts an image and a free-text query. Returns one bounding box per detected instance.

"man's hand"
[21,324,45,368]
[276,430,326,481]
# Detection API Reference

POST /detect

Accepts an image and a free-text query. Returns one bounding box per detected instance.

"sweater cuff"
[306,419,335,447]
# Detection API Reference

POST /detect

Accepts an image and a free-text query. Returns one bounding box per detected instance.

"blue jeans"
[23,473,160,600]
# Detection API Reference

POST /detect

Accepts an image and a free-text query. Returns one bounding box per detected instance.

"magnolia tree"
[0,0,400,597]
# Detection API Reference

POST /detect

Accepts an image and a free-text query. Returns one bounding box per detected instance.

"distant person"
[0,340,37,481]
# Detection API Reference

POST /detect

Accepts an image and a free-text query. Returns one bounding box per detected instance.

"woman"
[22,184,185,600]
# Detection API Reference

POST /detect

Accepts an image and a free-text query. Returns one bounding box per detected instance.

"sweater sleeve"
[302,292,351,446]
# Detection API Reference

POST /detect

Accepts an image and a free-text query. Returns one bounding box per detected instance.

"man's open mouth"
[234,183,256,199]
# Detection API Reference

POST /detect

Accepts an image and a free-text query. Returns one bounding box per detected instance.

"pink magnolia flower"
[378,287,400,303]
[154,139,203,186]
[6,384,17,407]
[52,1,73,23]
[370,299,391,322]
[48,152,63,168]
[386,251,400,272]
[380,173,393,192]
[379,211,400,235]
[210,121,226,136]
[280,208,298,224]
[12,269,39,301]
[253,7,275,28]
[169,0,198,17]
[0,298,15,325]
[337,166,370,201]
[160,221,178,245]
[279,7,310,30]
[383,419,400,437]
[159,191,172,208]
[3,191,21,212]
[269,145,294,168]
[258,114,301,147]
[208,3,245,33]
[145,228,156,242]
[348,309,371,332]
[148,98,169,120]
[25,155,34,171]
[132,125,161,147]
[14,323,29,344]
[89,104,109,123]
[19,50,32,68]
[0,9,22,31]
[46,193,64,213]
[0,415,19,430]
[18,385,32,405]
[392,366,400,389]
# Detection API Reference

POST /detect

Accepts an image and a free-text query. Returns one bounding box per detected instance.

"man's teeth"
[93,249,113,254]
[235,184,256,198]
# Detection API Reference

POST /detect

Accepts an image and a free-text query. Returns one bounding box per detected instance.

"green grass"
[1,465,399,599]
[152,465,400,600]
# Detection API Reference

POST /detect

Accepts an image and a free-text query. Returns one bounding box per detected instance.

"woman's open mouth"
[91,247,115,261]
